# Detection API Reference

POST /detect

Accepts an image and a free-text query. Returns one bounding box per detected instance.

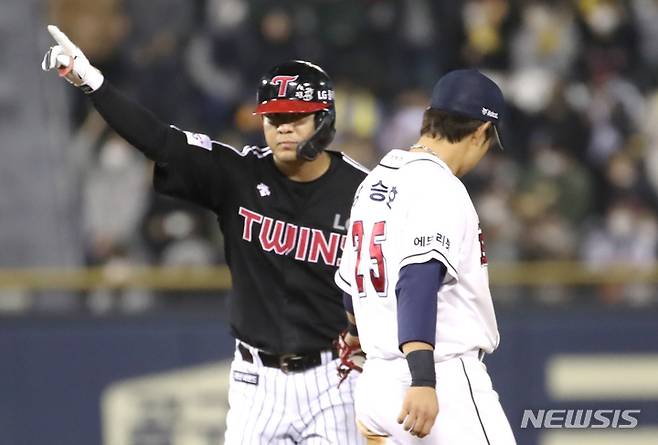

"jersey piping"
[339,153,370,174]
[378,155,448,172]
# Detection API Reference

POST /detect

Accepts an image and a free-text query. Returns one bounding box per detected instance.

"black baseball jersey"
[90,81,368,354]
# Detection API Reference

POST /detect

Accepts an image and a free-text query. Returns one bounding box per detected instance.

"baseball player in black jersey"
[43,26,367,444]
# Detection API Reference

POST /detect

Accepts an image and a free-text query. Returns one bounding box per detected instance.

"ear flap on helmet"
[297,108,336,161]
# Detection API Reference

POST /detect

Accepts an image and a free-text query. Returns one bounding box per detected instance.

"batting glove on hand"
[42,25,104,94]
[334,330,366,386]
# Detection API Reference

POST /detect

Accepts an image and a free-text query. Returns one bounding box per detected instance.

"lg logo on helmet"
[317,89,334,101]
[271,75,299,97]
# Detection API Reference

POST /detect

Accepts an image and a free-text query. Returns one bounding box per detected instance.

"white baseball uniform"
[335,149,516,444]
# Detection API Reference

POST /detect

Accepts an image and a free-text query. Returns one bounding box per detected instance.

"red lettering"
[238,207,346,266]
[259,217,297,255]
[239,207,263,241]
[271,75,299,97]
[351,220,388,297]
[479,228,488,266]
[370,221,387,296]
[352,221,365,295]
[336,235,347,266]
[295,226,311,260]
[308,229,341,265]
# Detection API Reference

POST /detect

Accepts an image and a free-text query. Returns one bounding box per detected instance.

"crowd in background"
[40,0,658,312]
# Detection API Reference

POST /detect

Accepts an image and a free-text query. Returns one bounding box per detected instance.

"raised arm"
[42,25,179,163]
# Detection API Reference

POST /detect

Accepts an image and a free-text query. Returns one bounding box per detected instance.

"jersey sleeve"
[89,81,231,211]
[153,127,232,211]
[397,165,466,281]
[89,80,172,163]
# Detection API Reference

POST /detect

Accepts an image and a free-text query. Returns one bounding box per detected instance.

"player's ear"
[473,122,492,148]
[478,122,491,138]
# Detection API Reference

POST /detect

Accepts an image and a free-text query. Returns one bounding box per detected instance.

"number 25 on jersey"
[352,220,388,297]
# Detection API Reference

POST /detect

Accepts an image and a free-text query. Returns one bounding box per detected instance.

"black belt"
[238,343,338,374]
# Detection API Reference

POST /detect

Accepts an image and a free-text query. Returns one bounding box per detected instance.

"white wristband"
[83,69,104,93]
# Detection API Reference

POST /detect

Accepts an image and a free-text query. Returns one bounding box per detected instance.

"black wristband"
[81,83,94,95]
[347,321,359,337]
[406,349,436,387]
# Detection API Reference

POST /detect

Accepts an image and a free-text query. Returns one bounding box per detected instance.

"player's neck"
[410,137,469,176]
[275,151,332,182]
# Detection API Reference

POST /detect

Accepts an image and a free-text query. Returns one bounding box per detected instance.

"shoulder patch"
[182,130,213,151]
[171,125,272,157]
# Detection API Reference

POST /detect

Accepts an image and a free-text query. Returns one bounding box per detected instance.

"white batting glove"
[41,25,104,94]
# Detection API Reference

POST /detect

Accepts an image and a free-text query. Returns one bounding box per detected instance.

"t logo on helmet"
[272,75,299,97]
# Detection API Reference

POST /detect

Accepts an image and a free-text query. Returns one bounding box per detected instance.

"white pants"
[355,355,516,445]
[224,341,364,445]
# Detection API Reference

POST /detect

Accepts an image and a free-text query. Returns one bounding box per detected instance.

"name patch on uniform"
[233,370,259,385]
[414,232,450,250]
[183,130,213,151]
[368,180,398,208]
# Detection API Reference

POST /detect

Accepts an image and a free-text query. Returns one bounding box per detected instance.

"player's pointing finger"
[47,25,77,54]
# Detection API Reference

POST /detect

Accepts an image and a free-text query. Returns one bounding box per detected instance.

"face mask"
[163,211,195,239]
[525,5,551,31]
[587,4,621,37]
[99,140,131,170]
[536,148,565,177]
[607,207,634,237]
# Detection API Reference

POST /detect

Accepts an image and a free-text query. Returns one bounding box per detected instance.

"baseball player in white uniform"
[335,69,517,444]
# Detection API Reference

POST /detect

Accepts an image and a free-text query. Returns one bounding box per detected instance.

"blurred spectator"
[462,0,515,70]
[141,194,222,264]
[48,0,128,62]
[603,150,656,205]
[0,0,85,312]
[337,134,379,169]
[471,153,522,262]
[630,0,658,86]
[574,0,639,78]
[582,199,658,306]
[79,131,153,313]
[507,67,557,115]
[161,222,215,267]
[48,0,131,125]
[183,0,251,131]
[641,90,658,204]
[82,133,149,265]
[537,81,590,162]
[334,80,381,156]
[583,69,645,166]
[387,0,438,90]
[127,8,197,128]
[510,1,580,75]
[157,211,217,267]
[377,91,427,156]
[516,142,592,235]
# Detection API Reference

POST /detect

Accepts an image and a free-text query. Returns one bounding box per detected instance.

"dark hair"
[420,108,496,144]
